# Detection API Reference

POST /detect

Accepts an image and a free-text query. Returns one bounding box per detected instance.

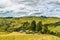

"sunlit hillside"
[0,16,60,40]
[0,32,60,40]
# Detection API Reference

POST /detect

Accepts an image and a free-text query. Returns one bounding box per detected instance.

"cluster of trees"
[15,20,50,34]
[0,20,15,32]
[14,20,60,35]
[0,19,60,35]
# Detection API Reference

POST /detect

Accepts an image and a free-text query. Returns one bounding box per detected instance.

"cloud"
[0,0,60,17]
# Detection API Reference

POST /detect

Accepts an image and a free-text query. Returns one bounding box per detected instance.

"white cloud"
[0,0,60,17]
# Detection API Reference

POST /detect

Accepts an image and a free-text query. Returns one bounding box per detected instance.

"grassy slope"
[0,16,60,27]
[0,32,60,40]
[0,16,60,31]
[0,16,60,40]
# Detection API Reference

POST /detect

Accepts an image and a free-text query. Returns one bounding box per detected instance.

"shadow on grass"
[51,32,60,37]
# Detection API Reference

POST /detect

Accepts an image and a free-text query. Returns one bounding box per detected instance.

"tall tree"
[36,21,42,32]
[42,24,49,34]
[30,20,36,32]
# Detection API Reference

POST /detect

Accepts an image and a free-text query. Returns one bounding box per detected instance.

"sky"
[0,0,60,17]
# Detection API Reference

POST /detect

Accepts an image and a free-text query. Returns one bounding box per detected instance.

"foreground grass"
[0,32,60,40]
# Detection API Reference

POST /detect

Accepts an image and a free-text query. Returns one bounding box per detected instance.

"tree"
[36,21,42,32]
[30,20,36,32]
[14,22,30,32]
[23,22,30,29]
[22,22,30,30]
[42,24,49,34]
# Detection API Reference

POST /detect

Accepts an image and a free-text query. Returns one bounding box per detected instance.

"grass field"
[0,32,60,40]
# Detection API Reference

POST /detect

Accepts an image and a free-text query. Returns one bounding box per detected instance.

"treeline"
[14,20,60,35]
[0,19,60,36]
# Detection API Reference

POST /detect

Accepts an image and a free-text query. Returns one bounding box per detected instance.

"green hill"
[0,16,60,40]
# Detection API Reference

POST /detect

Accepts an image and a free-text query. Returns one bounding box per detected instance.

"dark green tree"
[42,24,49,34]
[15,22,30,32]
[36,21,42,32]
[30,20,36,32]
[22,22,30,30]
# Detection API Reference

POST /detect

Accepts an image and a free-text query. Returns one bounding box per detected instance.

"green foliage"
[14,22,30,32]
[30,20,36,31]
[42,24,49,34]
[0,17,60,37]
[36,21,42,32]
[6,27,15,32]
[22,22,30,30]
[0,24,7,32]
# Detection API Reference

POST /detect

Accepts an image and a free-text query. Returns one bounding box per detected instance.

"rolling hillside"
[0,16,60,40]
